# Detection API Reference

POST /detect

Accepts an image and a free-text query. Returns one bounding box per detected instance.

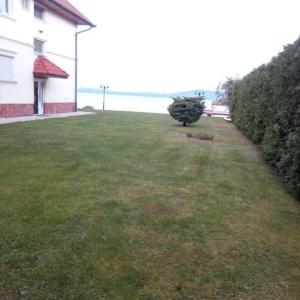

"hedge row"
[230,37,300,198]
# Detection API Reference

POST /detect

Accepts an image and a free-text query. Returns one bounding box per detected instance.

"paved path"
[0,111,95,125]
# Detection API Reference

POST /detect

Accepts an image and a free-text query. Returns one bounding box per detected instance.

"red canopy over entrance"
[33,55,69,79]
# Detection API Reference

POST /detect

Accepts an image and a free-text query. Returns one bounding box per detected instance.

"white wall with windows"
[0,0,10,15]
[0,54,13,81]
[0,39,34,104]
[0,0,76,107]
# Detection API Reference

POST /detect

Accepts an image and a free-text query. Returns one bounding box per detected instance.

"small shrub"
[168,96,205,127]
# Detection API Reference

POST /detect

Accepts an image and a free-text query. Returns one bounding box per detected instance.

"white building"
[0,0,94,118]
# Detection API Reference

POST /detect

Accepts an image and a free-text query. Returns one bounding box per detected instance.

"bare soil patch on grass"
[184,132,214,142]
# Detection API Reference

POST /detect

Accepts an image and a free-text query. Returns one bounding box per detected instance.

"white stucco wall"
[34,8,76,103]
[43,10,76,59]
[0,0,34,104]
[0,0,77,105]
[0,38,34,103]
[0,0,34,46]
[44,53,75,103]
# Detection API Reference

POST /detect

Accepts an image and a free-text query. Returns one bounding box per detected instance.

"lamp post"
[100,85,109,110]
[194,90,204,97]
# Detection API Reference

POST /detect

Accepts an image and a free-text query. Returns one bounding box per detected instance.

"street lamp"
[100,85,109,110]
[194,90,204,97]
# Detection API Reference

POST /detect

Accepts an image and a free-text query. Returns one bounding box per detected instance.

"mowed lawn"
[0,111,299,299]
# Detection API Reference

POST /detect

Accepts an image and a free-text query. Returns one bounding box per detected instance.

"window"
[0,54,13,80]
[22,0,30,10]
[0,0,9,14]
[34,39,44,54]
[34,5,44,19]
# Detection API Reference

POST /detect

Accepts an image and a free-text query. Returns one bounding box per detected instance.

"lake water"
[78,92,227,115]
[78,92,173,114]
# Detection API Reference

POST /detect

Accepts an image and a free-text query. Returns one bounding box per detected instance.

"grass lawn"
[0,111,299,299]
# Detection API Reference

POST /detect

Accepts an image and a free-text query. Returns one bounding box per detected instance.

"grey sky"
[72,0,300,92]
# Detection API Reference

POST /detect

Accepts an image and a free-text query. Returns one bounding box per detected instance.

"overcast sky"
[72,0,300,93]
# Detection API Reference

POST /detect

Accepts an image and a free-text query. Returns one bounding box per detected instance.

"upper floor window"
[0,54,14,81]
[0,0,9,15]
[22,0,30,10]
[34,4,44,20]
[34,39,44,54]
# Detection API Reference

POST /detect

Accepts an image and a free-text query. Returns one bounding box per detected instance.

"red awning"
[33,55,69,79]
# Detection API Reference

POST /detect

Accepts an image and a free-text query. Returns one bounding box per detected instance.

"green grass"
[0,111,299,299]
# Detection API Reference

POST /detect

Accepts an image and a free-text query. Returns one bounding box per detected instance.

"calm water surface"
[78,92,173,114]
[78,92,224,114]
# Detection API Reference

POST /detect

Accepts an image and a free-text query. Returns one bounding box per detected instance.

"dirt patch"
[186,133,214,141]
[185,136,214,142]
[205,238,239,256]
[176,133,215,143]
[139,203,173,216]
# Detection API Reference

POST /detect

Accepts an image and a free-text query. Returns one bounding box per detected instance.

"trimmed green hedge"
[230,37,300,198]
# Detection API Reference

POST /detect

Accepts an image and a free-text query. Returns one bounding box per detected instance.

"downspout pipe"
[75,26,94,112]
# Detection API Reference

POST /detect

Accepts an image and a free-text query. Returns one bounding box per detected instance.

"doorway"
[34,80,45,114]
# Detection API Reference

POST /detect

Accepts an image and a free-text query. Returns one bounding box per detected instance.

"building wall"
[0,0,77,117]
[0,38,34,104]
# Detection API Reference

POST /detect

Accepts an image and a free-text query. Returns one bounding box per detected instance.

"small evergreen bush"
[168,96,205,127]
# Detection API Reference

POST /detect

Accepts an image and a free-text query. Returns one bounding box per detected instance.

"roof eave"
[34,73,69,79]
[35,0,96,27]
[49,0,95,27]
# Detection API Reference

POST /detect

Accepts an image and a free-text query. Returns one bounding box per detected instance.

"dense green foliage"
[168,96,205,126]
[228,37,300,198]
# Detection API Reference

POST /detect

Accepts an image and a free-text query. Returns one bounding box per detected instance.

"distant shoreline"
[77,90,228,115]
[78,87,217,100]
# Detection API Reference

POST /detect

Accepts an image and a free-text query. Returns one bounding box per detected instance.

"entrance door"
[34,80,44,114]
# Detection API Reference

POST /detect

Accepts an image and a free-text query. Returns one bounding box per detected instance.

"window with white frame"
[22,0,30,10]
[34,4,44,19]
[0,54,14,81]
[34,39,44,54]
[0,0,9,15]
